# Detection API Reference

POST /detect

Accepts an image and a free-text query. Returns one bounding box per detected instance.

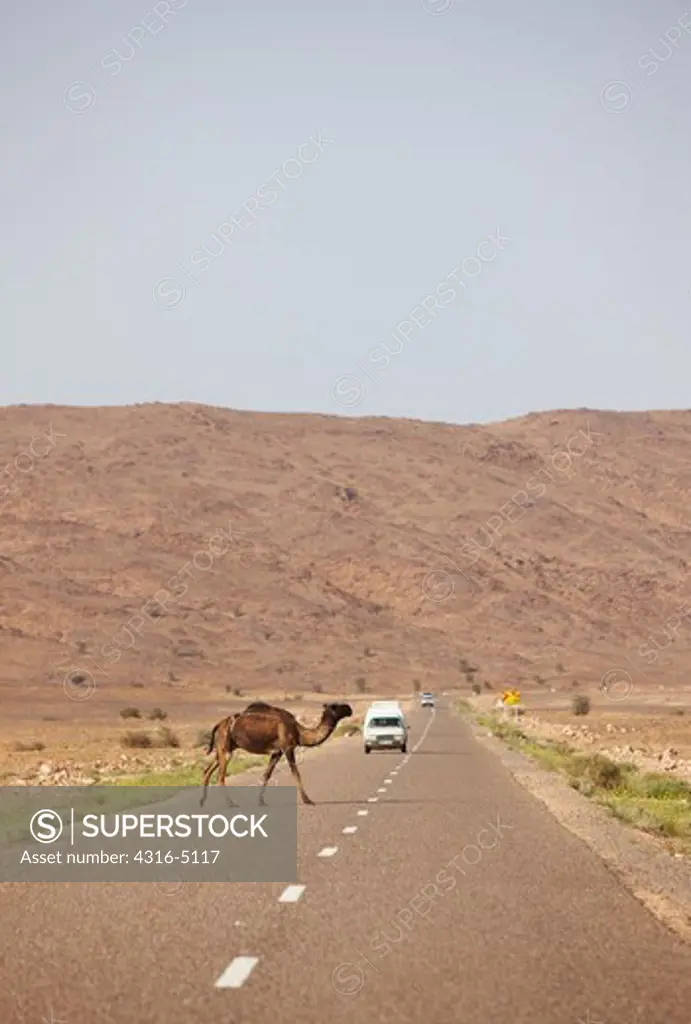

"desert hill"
[2,402,691,716]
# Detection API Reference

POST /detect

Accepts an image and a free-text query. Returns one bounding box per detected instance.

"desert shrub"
[156,726,180,748]
[120,706,141,719]
[571,694,590,716]
[412,680,421,693]
[585,754,623,790]
[535,675,545,685]
[122,731,152,748]
[460,661,478,679]
[483,680,493,690]
[131,681,145,689]
[312,683,323,693]
[471,682,482,695]
[566,753,623,792]
[148,707,167,720]
[556,661,565,673]
[12,740,45,752]
[355,677,367,693]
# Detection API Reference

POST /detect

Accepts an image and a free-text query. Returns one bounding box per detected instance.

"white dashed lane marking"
[278,885,305,903]
[215,956,259,989]
[212,708,440,993]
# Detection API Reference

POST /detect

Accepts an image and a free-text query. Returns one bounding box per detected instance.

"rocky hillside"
[2,403,691,712]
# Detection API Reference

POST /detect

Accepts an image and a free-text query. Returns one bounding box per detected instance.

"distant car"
[420,692,435,708]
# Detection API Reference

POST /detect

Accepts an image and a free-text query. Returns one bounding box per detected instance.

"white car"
[363,702,408,754]
[420,692,435,708]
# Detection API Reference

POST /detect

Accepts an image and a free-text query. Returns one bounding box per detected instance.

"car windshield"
[370,716,402,728]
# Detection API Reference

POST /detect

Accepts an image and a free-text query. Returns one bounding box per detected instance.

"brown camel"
[200,701,353,807]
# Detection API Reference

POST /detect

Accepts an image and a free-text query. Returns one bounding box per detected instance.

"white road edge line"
[357,809,368,816]
[317,846,338,858]
[278,885,305,903]
[342,826,358,834]
[377,788,386,793]
[215,956,259,989]
[368,797,378,803]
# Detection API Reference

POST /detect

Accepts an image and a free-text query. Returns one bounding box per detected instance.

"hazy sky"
[3,0,691,425]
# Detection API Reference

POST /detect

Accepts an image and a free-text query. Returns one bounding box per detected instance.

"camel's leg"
[200,757,219,807]
[285,747,314,805]
[258,751,282,806]
[217,746,229,784]
[218,742,239,807]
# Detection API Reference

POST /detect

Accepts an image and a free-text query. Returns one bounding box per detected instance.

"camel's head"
[323,702,353,723]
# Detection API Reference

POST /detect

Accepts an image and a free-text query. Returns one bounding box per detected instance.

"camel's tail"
[207,714,239,754]
[206,721,220,755]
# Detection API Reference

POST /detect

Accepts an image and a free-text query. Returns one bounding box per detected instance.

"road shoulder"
[464,710,691,945]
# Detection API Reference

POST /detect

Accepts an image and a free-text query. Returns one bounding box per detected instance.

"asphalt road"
[3,701,691,1023]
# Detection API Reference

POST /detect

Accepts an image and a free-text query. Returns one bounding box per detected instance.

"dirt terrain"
[473,689,691,781]
[2,402,691,778]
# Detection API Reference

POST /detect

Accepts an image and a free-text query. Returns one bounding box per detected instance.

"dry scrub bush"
[120,706,141,719]
[122,731,152,749]
[571,694,591,716]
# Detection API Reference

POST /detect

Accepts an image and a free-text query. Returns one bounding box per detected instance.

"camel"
[200,700,353,807]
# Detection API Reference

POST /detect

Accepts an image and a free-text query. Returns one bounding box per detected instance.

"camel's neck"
[298,716,337,747]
